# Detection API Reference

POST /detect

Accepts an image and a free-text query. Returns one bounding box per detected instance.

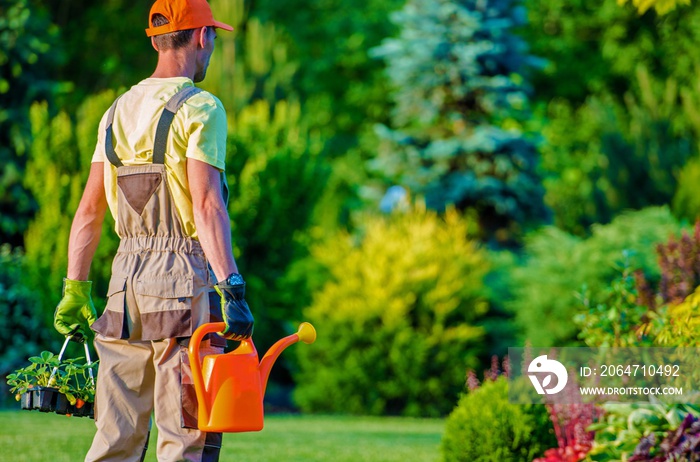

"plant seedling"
[6,345,98,418]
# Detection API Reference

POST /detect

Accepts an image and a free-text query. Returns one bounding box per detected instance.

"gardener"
[51,0,253,460]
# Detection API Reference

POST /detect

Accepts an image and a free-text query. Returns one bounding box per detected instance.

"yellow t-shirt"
[92,77,227,239]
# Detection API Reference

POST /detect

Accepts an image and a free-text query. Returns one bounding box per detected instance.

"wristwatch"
[220,273,245,286]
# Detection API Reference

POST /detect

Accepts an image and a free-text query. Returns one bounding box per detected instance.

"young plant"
[6,351,97,408]
[6,351,61,398]
[59,358,98,406]
[441,376,556,462]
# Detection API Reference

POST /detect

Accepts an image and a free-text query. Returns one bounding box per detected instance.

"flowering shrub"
[533,383,598,462]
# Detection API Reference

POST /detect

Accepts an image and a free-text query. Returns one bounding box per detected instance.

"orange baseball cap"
[145,0,234,37]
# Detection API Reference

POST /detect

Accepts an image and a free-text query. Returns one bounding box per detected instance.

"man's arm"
[67,162,108,280]
[188,158,253,340]
[187,157,238,281]
[55,162,106,340]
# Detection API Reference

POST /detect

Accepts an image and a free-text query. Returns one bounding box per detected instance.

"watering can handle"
[188,322,227,425]
[189,322,227,356]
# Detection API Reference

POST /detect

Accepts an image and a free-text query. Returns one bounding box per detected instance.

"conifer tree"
[370,0,547,240]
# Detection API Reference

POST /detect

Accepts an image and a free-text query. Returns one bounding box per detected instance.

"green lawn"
[0,410,444,461]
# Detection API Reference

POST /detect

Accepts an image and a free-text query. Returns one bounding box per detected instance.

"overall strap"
[152,86,204,164]
[103,86,204,167]
[105,95,124,168]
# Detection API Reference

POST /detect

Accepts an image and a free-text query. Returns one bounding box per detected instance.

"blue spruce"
[370,0,547,240]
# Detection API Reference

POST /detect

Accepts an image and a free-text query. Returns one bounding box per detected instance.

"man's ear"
[197,26,209,49]
[151,36,159,52]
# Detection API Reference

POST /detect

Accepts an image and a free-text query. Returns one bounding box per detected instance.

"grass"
[0,410,444,461]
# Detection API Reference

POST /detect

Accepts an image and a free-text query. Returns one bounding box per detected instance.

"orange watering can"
[188,321,316,433]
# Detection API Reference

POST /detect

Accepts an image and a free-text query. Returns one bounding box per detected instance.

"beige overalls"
[87,87,226,462]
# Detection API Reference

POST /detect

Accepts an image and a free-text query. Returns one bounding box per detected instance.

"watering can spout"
[188,321,316,433]
[259,322,316,395]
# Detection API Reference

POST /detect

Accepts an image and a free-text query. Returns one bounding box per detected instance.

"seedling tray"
[20,388,94,418]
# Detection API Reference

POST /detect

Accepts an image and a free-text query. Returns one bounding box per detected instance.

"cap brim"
[212,20,234,31]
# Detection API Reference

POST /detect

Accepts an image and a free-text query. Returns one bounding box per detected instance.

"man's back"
[93,76,228,239]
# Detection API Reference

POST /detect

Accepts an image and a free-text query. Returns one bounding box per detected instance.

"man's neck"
[150,49,196,80]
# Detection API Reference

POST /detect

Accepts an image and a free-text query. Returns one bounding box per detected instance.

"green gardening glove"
[53,278,98,343]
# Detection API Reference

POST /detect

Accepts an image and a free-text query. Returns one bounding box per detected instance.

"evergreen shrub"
[294,204,489,417]
[441,377,555,462]
[506,207,682,347]
[654,284,700,348]
[574,219,700,349]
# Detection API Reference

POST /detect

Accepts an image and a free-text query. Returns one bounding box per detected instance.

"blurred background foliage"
[503,206,682,347]
[295,204,489,416]
[3,0,700,426]
[0,0,64,247]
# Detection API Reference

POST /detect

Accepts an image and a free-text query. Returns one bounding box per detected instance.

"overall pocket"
[105,275,128,310]
[91,275,128,339]
[134,275,194,340]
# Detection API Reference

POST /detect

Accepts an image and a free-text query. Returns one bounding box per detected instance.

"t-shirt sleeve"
[91,111,109,163]
[183,93,227,171]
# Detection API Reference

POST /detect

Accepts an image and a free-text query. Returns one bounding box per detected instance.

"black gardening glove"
[215,273,254,340]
